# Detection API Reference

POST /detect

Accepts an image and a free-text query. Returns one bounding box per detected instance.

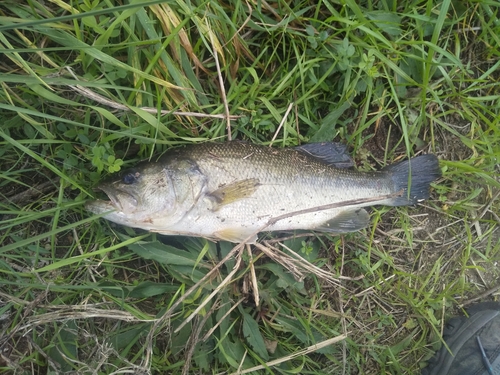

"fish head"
[85,161,180,229]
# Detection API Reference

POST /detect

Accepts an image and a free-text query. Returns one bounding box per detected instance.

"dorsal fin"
[295,142,354,168]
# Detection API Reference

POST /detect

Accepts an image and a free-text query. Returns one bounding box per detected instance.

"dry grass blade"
[181,303,218,375]
[174,245,244,333]
[269,102,294,146]
[1,179,58,204]
[459,284,500,308]
[222,334,348,375]
[207,21,232,140]
[141,241,246,367]
[255,242,344,287]
[20,307,149,330]
[246,244,260,306]
[70,83,238,119]
[150,3,208,74]
[202,297,245,341]
[66,72,239,119]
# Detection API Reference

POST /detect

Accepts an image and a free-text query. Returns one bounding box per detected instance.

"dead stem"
[220,334,348,375]
[207,25,232,139]
[63,67,239,120]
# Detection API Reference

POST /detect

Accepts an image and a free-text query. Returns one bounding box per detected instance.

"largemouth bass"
[86,142,441,243]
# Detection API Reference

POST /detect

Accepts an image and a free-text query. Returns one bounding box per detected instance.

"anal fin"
[214,228,258,244]
[315,209,370,233]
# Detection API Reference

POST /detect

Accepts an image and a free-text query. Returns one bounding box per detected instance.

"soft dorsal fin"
[295,142,354,168]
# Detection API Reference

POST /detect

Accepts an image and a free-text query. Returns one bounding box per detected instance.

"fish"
[85,141,441,243]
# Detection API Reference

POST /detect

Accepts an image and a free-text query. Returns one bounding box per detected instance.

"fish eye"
[122,172,139,185]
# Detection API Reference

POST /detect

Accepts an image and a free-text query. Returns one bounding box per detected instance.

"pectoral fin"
[208,178,260,210]
[316,209,370,233]
[214,228,258,244]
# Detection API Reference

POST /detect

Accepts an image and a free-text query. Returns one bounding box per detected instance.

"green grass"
[1,0,499,373]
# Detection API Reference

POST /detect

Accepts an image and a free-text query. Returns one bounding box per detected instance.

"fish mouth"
[99,186,138,214]
[86,185,138,215]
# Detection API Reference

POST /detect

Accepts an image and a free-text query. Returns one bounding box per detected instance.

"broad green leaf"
[129,281,179,297]
[111,325,149,351]
[366,11,402,37]
[242,311,269,360]
[49,320,78,372]
[310,101,350,142]
[218,339,246,368]
[127,240,202,266]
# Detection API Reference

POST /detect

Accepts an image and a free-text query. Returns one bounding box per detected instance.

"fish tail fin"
[384,154,441,206]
